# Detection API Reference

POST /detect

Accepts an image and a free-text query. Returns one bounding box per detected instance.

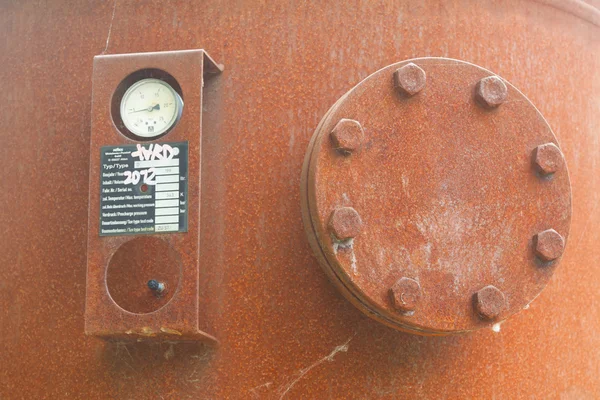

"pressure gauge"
[119,78,183,138]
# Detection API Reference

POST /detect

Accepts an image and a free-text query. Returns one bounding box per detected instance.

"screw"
[330,119,364,155]
[147,279,165,294]
[328,207,362,241]
[474,285,506,320]
[389,277,421,312]
[533,143,563,176]
[534,229,565,262]
[475,76,507,108]
[393,63,426,96]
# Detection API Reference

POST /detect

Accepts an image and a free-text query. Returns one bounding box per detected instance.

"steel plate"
[302,57,572,335]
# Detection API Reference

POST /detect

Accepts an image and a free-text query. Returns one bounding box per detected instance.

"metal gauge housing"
[119,78,183,139]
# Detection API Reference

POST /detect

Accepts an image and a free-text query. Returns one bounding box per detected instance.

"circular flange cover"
[301,57,572,335]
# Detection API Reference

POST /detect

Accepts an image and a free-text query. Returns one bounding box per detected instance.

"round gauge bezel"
[119,78,183,139]
[111,69,184,141]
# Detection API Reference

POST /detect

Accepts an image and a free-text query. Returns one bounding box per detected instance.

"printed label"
[99,142,188,236]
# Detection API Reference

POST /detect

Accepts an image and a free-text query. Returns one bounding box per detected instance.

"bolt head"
[330,119,364,155]
[393,63,426,96]
[147,279,165,293]
[389,277,422,312]
[533,143,563,176]
[534,229,565,262]
[328,207,362,241]
[475,76,508,108]
[474,285,506,320]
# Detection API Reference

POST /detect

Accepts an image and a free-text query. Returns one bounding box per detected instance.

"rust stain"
[0,1,598,399]
[85,50,221,344]
[301,58,572,335]
[160,327,183,336]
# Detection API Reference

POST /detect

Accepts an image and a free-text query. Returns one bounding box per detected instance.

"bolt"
[393,63,426,96]
[534,229,565,262]
[330,119,364,155]
[389,277,421,312]
[474,285,506,320]
[147,279,165,294]
[328,207,362,241]
[475,76,507,108]
[533,143,563,176]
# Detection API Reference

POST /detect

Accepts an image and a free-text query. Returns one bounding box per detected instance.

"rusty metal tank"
[1,1,599,399]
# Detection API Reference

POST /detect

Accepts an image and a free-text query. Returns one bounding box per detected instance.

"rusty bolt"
[533,143,563,176]
[330,119,364,155]
[147,279,165,294]
[534,229,565,262]
[389,277,421,312]
[328,207,362,241]
[475,76,508,108]
[474,285,506,320]
[393,63,426,96]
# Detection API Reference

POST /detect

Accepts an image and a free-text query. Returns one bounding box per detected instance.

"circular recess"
[106,237,182,314]
[301,57,572,335]
[111,69,184,141]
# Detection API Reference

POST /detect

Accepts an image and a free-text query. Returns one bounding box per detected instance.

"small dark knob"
[147,279,165,293]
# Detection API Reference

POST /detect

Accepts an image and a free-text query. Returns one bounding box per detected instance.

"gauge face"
[119,78,183,138]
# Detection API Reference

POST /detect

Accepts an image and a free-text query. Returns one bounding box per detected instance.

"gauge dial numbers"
[119,78,183,139]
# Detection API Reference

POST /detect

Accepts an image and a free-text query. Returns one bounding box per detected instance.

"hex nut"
[534,229,565,262]
[533,143,563,176]
[389,277,422,312]
[393,63,426,96]
[475,76,508,108]
[474,285,506,320]
[330,119,364,155]
[328,207,362,241]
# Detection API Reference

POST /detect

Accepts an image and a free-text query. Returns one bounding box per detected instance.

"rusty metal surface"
[106,237,182,314]
[0,1,599,399]
[301,58,572,335]
[86,50,219,343]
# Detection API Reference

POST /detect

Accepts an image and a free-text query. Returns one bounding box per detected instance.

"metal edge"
[531,0,600,27]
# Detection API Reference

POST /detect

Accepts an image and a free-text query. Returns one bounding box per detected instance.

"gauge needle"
[128,104,160,114]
